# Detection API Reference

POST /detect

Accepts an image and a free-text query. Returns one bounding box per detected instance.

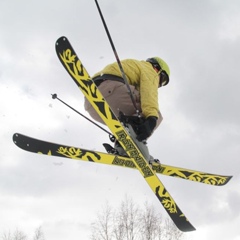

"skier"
[84,57,170,150]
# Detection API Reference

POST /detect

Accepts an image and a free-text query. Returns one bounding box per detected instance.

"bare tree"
[13,229,27,240]
[90,196,184,240]
[90,202,113,240]
[1,231,12,240]
[112,209,125,240]
[118,196,140,240]
[1,227,45,240]
[138,201,163,240]
[1,229,27,240]
[162,218,184,240]
[33,227,45,240]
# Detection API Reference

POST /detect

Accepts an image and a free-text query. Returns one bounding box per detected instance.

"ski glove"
[136,116,157,141]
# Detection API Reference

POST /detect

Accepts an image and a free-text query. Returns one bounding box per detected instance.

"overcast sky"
[1,0,240,239]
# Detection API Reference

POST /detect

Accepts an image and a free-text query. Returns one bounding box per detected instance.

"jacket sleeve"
[139,63,159,118]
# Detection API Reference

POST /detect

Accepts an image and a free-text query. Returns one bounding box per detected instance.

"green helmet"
[146,57,170,87]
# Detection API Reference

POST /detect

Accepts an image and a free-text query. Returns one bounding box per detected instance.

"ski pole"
[51,93,115,140]
[94,0,140,116]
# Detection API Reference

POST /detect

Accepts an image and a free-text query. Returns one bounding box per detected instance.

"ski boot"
[103,142,128,157]
[103,143,118,155]
[148,155,161,168]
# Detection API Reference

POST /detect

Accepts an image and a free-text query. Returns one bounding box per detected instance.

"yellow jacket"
[93,59,159,118]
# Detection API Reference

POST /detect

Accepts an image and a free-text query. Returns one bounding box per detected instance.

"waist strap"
[93,74,125,86]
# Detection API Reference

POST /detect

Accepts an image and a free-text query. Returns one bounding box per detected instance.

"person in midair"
[84,57,170,153]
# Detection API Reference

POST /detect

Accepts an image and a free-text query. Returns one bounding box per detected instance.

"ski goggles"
[158,70,169,87]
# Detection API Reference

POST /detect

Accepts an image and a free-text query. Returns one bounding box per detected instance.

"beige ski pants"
[84,80,162,131]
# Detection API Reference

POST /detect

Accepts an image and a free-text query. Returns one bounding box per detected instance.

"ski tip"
[56,36,68,46]
[224,175,233,185]
[12,132,18,138]
[214,175,233,186]
[12,133,19,145]
[57,36,67,40]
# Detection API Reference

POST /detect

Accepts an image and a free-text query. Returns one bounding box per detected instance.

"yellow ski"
[13,133,232,187]
[55,36,195,232]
